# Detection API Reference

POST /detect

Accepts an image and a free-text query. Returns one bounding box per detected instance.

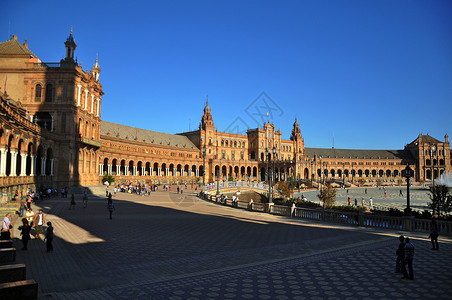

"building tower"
[64,27,77,62]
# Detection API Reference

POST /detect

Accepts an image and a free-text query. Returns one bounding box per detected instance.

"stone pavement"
[9,188,452,299]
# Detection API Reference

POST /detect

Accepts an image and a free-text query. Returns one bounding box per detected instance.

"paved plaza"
[9,187,452,299]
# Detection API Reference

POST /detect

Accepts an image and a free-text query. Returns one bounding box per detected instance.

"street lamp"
[342,162,345,188]
[266,149,271,203]
[202,146,206,186]
[273,147,276,185]
[319,156,322,190]
[431,145,436,185]
[216,164,220,195]
[404,165,413,215]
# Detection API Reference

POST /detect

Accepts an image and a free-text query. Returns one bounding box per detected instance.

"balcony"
[80,137,102,148]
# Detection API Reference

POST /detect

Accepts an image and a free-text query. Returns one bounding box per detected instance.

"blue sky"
[3,0,452,149]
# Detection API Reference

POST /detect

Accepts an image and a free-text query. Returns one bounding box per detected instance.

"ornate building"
[0,32,450,199]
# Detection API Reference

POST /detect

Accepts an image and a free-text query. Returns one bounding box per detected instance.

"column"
[10,150,17,176]
[125,167,128,176]
[51,114,54,132]
[173,168,176,176]
[158,168,162,176]
[108,164,112,175]
[150,167,153,176]
[195,169,199,177]
[31,155,36,176]
[20,153,27,176]
[0,148,7,176]
[91,94,94,113]
[181,169,184,176]
[188,170,192,177]
[96,98,100,116]
[41,156,46,176]
[50,158,54,176]
[77,84,82,106]
[166,168,169,177]
[142,167,145,176]
[99,164,104,176]
[84,90,88,110]
[133,166,137,176]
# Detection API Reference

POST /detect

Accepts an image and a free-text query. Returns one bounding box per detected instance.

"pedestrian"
[369,197,373,210]
[18,218,31,250]
[399,189,403,196]
[1,213,12,240]
[384,191,387,198]
[25,208,35,227]
[346,189,349,195]
[365,188,367,194]
[107,193,112,207]
[19,201,26,217]
[33,209,46,239]
[354,199,357,207]
[395,235,405,273]
[348,197,351,206]
[108,202,115,219]
[429,219,439,250]
[83,194,88,208]
[26,194,32,209]
[362,198,365,208]
[402,237,415,280]
[70,194,76,209]
[45,221,54,252]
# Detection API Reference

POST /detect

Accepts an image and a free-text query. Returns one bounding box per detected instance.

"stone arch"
[246,166,251,177]
[394,169,399,177]
[240,166,245,178]
[138,161,143,176]
[128,160,135,176]
[357,169,363,177]
[146,162,151,176]
[365,169,370,177]
[379,170,384,177]
[154,162,159,176]
[260,167,266,181]
[120,159,126,175]
[103,157,109,174]
[371,169,376,177]
[386,170,391,177]
[45,147,53,176]
[304,168,309,180]
[192,165,197,176]
[112,159,118,175]
[331,169,336,178]
[176,164,182,177]
[252,166,257,178]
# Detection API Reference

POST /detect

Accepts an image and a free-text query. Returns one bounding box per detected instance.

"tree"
[317,183,336,208]
[357,178,365,187]
[102,174,115,185]
[276,181,292,199]
[428,184,451,216]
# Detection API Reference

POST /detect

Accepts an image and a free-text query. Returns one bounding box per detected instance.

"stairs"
[0,240,38,299]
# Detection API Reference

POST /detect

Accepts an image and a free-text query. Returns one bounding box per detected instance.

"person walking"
[369,197,373,210]
[108,202,115,220]
[354,198,357,207]
[402,237,415,280]
[33,210,46,239]
[348,197,351,206]
[45,221,54,252]
[429,219,439,250]
[26,194,32,209]
[83,193,88,208]
[1,213,12,240]
[395,235,405,273]
[18,218,31,250]
[70,194,76,209]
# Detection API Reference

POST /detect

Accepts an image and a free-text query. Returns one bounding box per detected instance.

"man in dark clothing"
[402,237,415,280]
[395,235,405,273]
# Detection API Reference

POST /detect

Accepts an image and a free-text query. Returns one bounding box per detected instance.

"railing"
[205,181,269,192]
[33,62,61,68]
[200,193,452,235]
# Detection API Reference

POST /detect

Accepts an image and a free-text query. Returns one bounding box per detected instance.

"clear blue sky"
[3,0,452,149]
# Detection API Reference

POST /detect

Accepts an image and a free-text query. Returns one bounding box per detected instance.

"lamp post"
[404,165,413,215]
[431,145,436,185]
[273,146,276,185]
[202,146,206,186]
[266,149,272,203]
[319,156,322,190]
[216,161,220,195]
[342,162,345,188]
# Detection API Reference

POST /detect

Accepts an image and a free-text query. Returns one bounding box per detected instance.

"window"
[35,84,42,101]
[221,140,224,146]
[241,151,244,160]
[231,151,235,160]
[45,84,53,102]
[222,150,225,159]
[61,112,66,133]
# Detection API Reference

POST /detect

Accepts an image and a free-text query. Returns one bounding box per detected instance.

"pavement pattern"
[8,188,452,300]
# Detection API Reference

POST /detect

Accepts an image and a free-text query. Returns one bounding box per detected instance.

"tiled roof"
[305,147,413,160]
[100,121,199,150]
[0,37,37,57]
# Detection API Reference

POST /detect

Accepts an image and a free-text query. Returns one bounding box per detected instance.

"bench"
[0,240,12,249]
[0,248,16,264]
[0,279,38,299]
[0,264,26,283]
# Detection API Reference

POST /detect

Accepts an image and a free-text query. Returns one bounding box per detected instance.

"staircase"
[0,239,38,299]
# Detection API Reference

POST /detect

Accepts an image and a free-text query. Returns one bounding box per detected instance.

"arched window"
[35,84,42,101]
[45,84,53,102]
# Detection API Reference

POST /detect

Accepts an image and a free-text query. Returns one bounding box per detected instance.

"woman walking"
[18,218,31,250]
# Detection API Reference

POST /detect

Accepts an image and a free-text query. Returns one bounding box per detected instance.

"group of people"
[395,219,440,280]
[347,197,373,209]
[1,209,54,252]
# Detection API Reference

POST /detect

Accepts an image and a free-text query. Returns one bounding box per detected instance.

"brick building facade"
[0,32,450,198]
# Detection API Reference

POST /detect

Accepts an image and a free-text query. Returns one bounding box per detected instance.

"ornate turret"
[445,133,449,144]
[64,26,77,61]
[290,117,301,141]
[201,98,213,129]
[91,54,101,81]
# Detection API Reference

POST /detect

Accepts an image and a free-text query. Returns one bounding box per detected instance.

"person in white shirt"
[1,213,12,240]
[33,210,46,239]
